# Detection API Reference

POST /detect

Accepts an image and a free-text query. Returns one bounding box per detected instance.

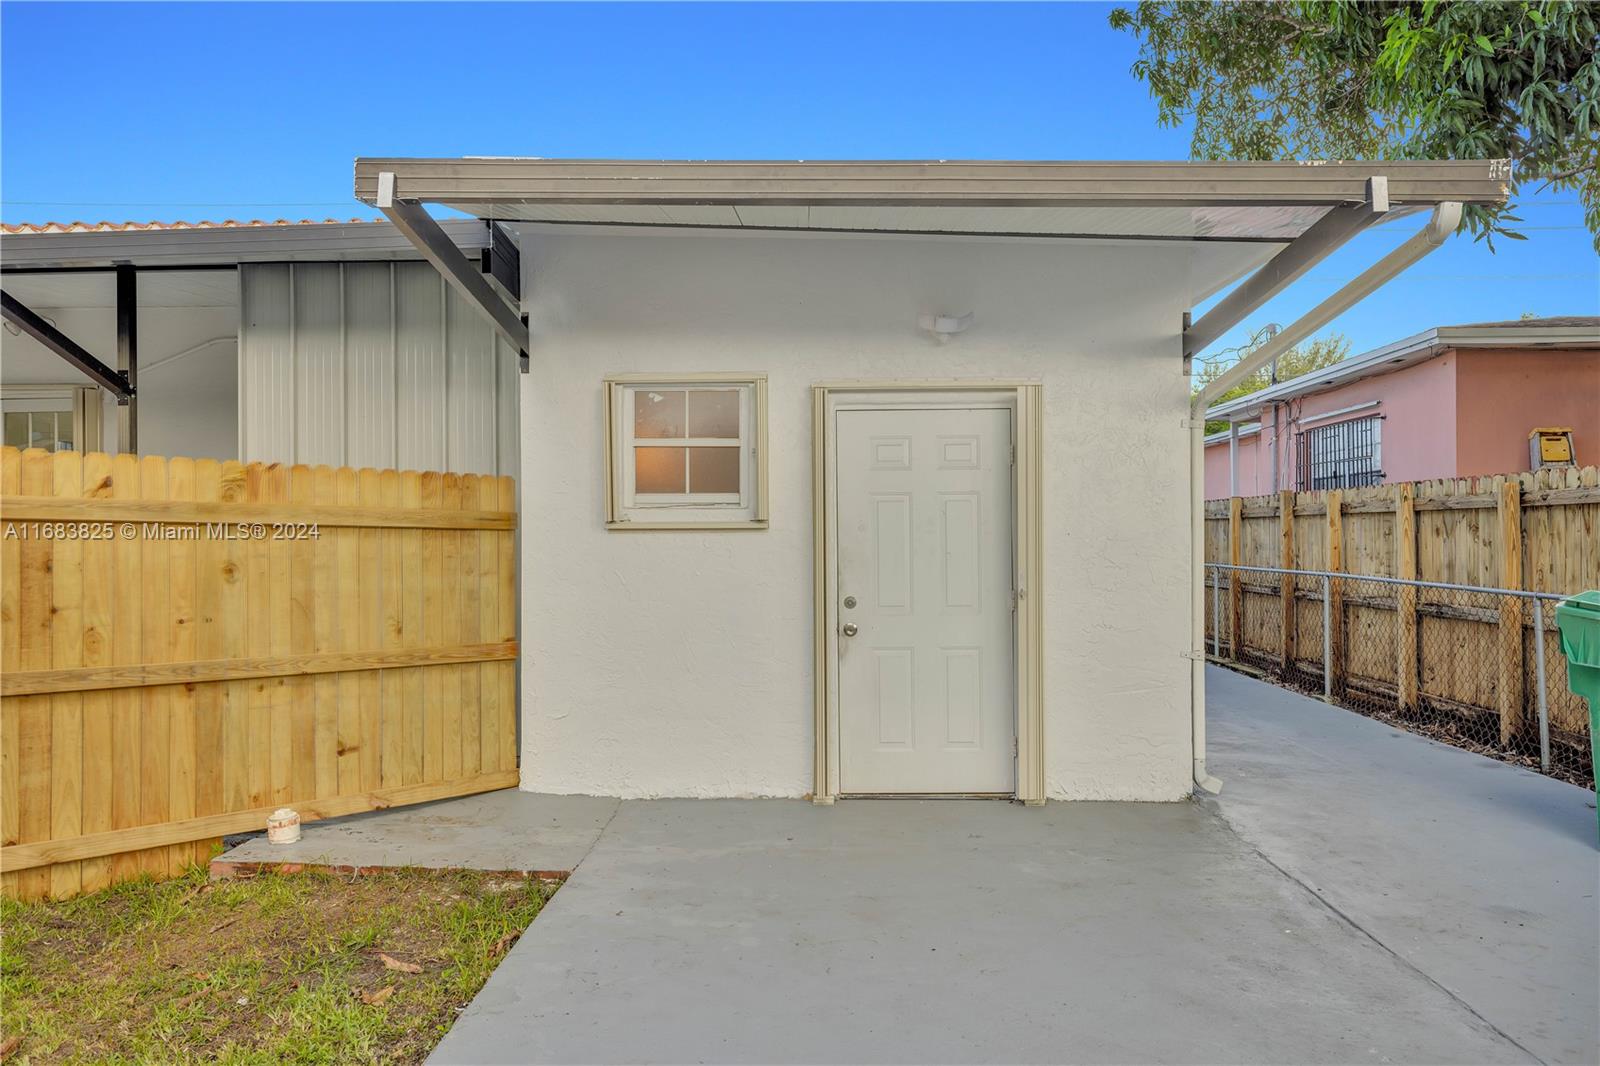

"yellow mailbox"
[1529,427,1576,469]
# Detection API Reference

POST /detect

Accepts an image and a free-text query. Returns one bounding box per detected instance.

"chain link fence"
[1207,563,1593,788]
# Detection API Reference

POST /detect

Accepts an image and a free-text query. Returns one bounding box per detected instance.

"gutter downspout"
[1186,200,1463,796]
[1190,413,1224,793]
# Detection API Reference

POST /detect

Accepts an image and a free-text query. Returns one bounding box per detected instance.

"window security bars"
[1296,415,1383,491]
[1205,563,1592,788]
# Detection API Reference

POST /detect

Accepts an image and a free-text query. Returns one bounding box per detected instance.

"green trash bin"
[1553,590,1600,837]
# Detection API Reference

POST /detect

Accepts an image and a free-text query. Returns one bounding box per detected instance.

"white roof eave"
[0,218,493,270]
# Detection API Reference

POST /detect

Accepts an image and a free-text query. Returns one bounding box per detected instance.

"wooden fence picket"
[1206,466,1600,762]
[0,447,519,899]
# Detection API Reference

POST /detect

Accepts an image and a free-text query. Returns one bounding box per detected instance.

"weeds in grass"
[0,866,556,1065]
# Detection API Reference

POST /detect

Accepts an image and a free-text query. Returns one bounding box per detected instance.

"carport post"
[1211,570,1220,657]
[1322,575,1333,700]
[1533,597,1550,771]
[116,264,138,453]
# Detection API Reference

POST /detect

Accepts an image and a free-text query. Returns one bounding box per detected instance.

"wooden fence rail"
[0,447,518,900]
[1205,465,1599,763]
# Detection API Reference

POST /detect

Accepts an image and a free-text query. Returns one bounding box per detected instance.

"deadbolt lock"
[843,595,857,609]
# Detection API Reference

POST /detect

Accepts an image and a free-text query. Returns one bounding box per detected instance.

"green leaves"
[1195,330,1352,433]
[1110,0,1600,251]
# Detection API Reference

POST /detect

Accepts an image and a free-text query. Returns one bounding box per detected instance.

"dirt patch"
[0,866,556,1064]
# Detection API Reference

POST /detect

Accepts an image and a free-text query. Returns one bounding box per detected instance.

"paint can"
[266,808,301,845]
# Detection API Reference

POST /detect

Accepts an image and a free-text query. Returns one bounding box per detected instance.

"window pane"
[689,447,740,494]
[3,413,28,449]
[29,415,49,449]
[635,447,686,493]
[687,390,740,438]
[633,390,686,439]
[56,412,74,450]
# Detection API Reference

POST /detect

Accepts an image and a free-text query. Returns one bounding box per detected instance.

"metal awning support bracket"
[1,288,134,401]
[116,264,138,451]
[1194,199,1462,414]
[1187,196,1461,795]
[375,171,531,368]
[1183,176,1393,359]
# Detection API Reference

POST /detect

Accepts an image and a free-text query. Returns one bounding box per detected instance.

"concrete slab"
[212,791,619,878]
[430,797,1533,1065]
[1206,665,1600,1066]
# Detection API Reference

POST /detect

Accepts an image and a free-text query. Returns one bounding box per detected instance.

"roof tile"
[1,218,371,235]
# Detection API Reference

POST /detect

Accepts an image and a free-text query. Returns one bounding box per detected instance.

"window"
[1297,415,1383,490]
[605,375,767,528]
[1,386,100,453]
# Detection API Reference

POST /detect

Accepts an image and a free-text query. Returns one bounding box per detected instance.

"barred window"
[1297,415,1383,490]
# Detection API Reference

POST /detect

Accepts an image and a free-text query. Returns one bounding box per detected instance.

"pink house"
[1204,317,1600,499]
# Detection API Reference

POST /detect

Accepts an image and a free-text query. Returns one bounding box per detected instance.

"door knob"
[841,622,859,637]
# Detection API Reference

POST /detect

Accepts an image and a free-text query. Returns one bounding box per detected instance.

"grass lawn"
[0,866,557,1064]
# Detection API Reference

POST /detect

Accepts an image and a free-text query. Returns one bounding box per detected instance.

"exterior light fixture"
[917,311,974,343]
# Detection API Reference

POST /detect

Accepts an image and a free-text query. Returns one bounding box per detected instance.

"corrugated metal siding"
[239,264,293,462]
[394,263,447,471]
[343,263,395,469]
[239,261,517,476]
[293,264,343,465]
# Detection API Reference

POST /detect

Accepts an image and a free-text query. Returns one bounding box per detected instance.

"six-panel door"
[835,407,1015,794]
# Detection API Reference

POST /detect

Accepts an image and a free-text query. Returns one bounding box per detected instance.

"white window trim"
[0,384,102,453]
[604,373,768,530]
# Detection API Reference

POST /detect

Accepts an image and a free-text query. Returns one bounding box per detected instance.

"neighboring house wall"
[516,227,1255,802]
[1453,347,1600,476]
[1205,345,1600,498]
[1286,352,1458,486]
[1205,351,1458,497]
[1202,430,1264,498]
[238,261,518,475]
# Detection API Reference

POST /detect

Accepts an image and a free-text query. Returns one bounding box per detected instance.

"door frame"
[811,381,1044,805]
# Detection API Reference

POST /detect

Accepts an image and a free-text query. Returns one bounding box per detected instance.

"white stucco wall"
[516,226,1267,801]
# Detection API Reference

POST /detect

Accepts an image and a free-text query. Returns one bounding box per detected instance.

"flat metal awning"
[353,158,1507,211]
[351,157,1510,365]
[353,159,1507,239]
[1,218,494,271]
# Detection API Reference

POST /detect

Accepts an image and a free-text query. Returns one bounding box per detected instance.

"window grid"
[3,408,73,452]
[626,385,745,502]
[605,376,767,528]
[1297,415,1384,490]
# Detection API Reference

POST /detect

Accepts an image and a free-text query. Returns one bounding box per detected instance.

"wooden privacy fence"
[1205,465,1599,771]
[0,447,518,900]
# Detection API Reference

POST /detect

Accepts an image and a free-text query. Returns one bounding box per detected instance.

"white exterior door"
[835,406,1015,794]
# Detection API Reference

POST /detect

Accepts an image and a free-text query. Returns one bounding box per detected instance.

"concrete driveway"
[1205,666,1598,1066]
[427,669,1597,1065]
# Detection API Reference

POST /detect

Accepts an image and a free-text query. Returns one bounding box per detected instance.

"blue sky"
[2,1,1594,364]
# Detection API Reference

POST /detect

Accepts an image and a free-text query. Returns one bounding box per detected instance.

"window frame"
[1,384,101,454]
[604,373,768,530]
